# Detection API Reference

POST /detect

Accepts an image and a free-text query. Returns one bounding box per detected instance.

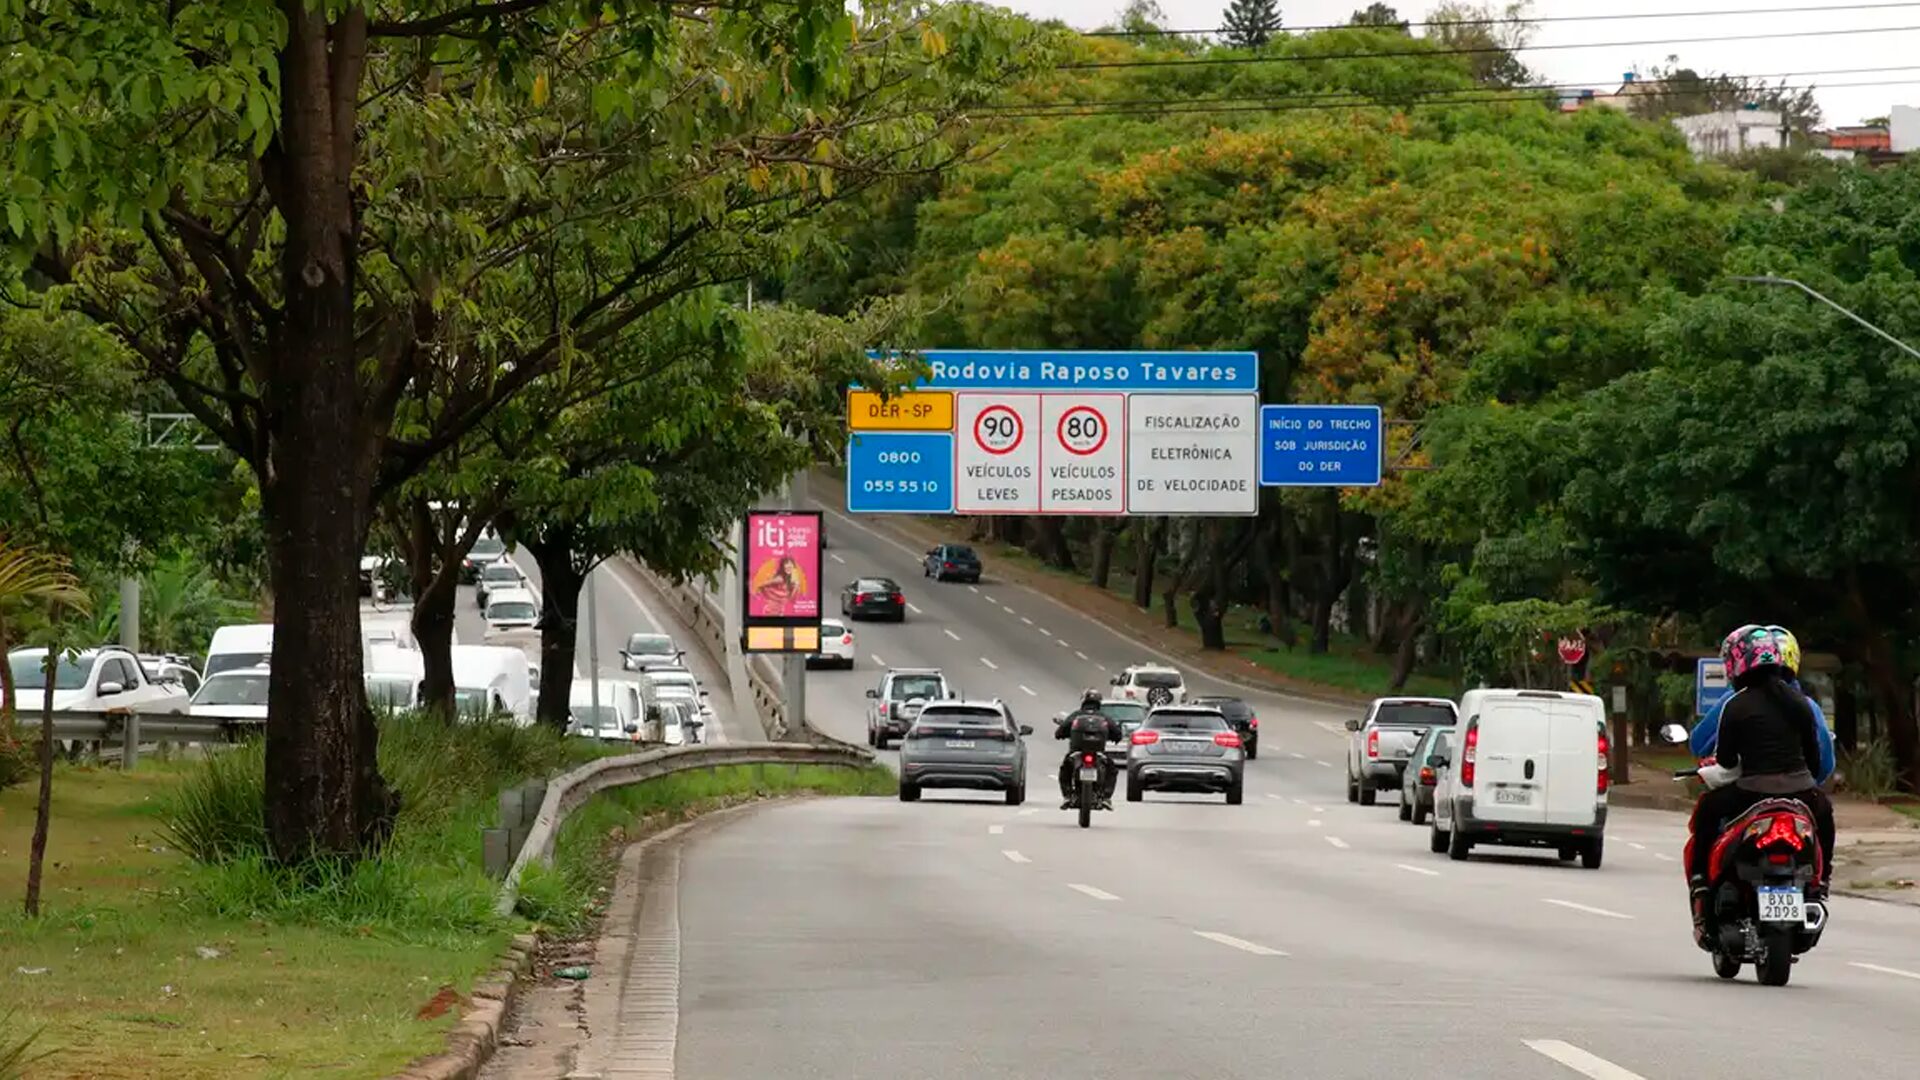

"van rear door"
[1544,700,1602,826]
[1473,696,1552,825]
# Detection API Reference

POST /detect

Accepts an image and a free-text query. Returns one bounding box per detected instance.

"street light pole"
[1733,275,1920,363]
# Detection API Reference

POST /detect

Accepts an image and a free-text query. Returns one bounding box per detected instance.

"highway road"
[598,507,1920,1080]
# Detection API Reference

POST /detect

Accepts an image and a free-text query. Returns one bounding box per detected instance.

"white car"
[645,667,712,724]
[808,618,855,669]
[483,587,540,636]
[1430,689,1609,869]
[1110,663,1186,707]
[476,560,527,610]
[190,665,271,722]
[568,678,647,742]
[4,646,190,714]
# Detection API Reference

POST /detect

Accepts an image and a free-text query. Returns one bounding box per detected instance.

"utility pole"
[1734,275,1920,362]
[119,575,140,653]
[781,468,810,741]
[587,563,601,726]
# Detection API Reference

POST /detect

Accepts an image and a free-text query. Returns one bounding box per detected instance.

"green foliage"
[1838,739,1899,800]
[1220,0,1283,49]
[156,739,268,864]
[0,1009,53,1080]
[0,734,33,791]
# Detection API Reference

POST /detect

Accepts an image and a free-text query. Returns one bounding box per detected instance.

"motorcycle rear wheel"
[1757,929,1794,986]
[1712,952,1741,980]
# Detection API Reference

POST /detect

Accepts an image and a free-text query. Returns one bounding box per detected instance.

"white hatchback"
[810,619,855,669]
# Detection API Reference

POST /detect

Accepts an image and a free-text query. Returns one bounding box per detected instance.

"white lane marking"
[968,585,980,594]
[907,602,923,614]
[1039,627,1052,637]
[1396,863,1440,877]
[1311,805,1327,813]
[1628,842,1646,851]
[1313,720,1345,735]
[1019,685,1037,697]
[871,654,886,667]
[1652,852,1676,863]
[988,824,1005,836]
[1542,898,1634,921]
[1068,883,1120,902]
[1314,760,1332,768]
[1307,819,1323,828]
[1002,850,1030,864]
[980,657,999,670]
[1076,651,1090,661]
[1017,808,1039,817]
[1851,961,1920,981]
[1288,751,1306,759]
[1002,604,1016,615]
[1325,836,1350,850]
[1021,616,1034,626]
[829,552,846,564]
[943,629,962,641]
[1523,1039,1648,1080]
[1290,797,1307,805]
[1193,931,1286,956]
[1056,639,1070,648]
[1265,793,1286,802]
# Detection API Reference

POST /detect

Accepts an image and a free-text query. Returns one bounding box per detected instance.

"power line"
[1082,1,1920,37]
[963,77,1920,121]
[983,66,1920,115]
[1064,22,1920,70]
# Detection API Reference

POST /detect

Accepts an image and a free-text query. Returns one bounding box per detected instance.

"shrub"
[1838,738,1898,800]
[0,1010,53,1079]
[0,735,35,792]
[156,739,267,863]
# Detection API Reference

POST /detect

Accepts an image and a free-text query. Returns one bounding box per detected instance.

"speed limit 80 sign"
[1041,394,1124,514]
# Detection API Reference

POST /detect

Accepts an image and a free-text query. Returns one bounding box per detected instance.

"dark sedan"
[841,576,906,622]
[1189,694,1259,759]
[923,543,982,583]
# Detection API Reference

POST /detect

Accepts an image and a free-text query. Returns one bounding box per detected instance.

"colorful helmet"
[1762,625,1802,675]
[1721,624,1791,681]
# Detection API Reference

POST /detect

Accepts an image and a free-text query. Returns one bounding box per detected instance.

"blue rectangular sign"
[1696,657,1732,718]
[1258,405,1383,487]
[866,350,1258,393]
[846,432,954,514]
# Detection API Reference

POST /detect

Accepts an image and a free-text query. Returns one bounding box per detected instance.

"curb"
[1606,789,1696,814]
[390,931,539,1080]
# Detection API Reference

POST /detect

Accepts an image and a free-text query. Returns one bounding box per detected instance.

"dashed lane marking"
[1039,627,1052,636]
[1076,651,1090,661]
[988,824,1005,836]
[1307,819,1323,828]
[1019,685,1037,697]
[1851,961,1920,981]
[1396,863,1440,877]
[1021,616,1034,626]
[1326,836,1350,850]
[1002,850,1030,864]
[1541,898,1634,920]
[829,553,846,564]
[943,629,961,641]
[870,654,886,667]
[1068,883,1120,901]
[981,657,999,670]
[907,603,923,614]
[1523,1039,1648,1080]
[1193,931,1286,956]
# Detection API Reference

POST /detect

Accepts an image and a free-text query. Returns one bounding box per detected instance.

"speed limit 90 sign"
[972,403,1024,455]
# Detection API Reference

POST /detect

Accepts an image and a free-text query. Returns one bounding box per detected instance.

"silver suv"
[898,699,1032,805]
[865,668,954,749]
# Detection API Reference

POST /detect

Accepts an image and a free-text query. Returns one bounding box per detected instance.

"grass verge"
[515,763,897,933]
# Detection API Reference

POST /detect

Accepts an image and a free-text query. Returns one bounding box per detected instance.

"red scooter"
[1662,724,1828,986]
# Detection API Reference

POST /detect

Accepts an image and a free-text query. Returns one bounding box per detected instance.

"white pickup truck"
[1345,696,1458,806]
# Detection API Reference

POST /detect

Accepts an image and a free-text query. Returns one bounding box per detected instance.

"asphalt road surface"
[640,508,1920,1080]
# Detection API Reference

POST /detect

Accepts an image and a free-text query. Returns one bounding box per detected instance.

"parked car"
[897,700,1032,805]
[808,618,856,669]
[922,543,982,583]
[450,644,533,724]
[620,632,682,672]
[365,644,424,711]
[865,668,953,749]
[475,559,526,609]
[1346,696,1458,806]
[460,533,507,583]
[1110,663,1186,707]
[190,665,271,722]
[139,653,202,696]
[4,645,190,715]
[1430,689,1609,868]
[205,623,274,678]
[1190,694,1258,759]
[483,587,540,637]
[1125,704,1245,804]
[841,576,906,622]
[1400,726,1453,825]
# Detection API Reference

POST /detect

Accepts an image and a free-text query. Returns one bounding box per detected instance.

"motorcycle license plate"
[1078,766,1101,781]
[1493,787,1532,805]
[1758,886,1806,924]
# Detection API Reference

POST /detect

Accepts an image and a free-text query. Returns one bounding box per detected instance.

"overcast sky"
[999,0,1920,126]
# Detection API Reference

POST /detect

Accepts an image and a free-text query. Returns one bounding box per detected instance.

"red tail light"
[1756,814,1806,851]
[1130,730,1159,746]
[1461,721,1478,788]
[1366,728,1379,759]
[1082,753,1096,765]
[943,561,954,569]
[878,702,889,718]
[1214,731,1242,749]
[891,593,904,604]
[842,634,853,644]
[1248,715,1258,728]
[1419,766,1435,784]
[1596,726,1611,795]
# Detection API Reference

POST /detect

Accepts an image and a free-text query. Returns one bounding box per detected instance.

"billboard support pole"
[721,535,756,737]
[781,470,810,740]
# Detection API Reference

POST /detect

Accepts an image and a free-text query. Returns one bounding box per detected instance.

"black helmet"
[1080,689,1102,710]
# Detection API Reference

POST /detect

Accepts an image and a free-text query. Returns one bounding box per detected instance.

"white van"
[1431,689,1609,869]
[206,624,274,678]
[451,644,533,725]
[365,644,425,711]
[568,678,647,742]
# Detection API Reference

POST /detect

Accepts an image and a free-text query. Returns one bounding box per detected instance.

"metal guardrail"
[21,710,255,769]
[492,741,873,918]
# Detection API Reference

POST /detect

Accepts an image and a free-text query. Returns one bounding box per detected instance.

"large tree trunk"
[1191,524,1226,650]
[1388,616,1424,691]
[410,570,459,719]
[24,651,55,916]
[526,531,586,733]
[1846,575,1920,790]
[1088,522,1120,590]
[1132,518,1163,609]
[257,6,395,865]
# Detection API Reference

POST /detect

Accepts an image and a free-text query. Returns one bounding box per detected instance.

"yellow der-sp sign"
[847,390,953,432]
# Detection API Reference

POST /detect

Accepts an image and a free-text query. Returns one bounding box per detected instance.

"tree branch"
[368,0,554,38]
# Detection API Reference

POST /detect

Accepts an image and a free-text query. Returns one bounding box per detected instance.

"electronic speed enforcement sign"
[1042,395,1123,514]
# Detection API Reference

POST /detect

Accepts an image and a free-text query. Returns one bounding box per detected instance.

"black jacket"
[1717,682,1820,793]
[1056,709,1121,752]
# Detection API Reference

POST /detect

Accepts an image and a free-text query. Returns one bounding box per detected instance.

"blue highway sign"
[846,432,955,514]
[1258,405,1383,488]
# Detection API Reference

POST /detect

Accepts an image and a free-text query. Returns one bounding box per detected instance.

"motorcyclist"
[1686,624,1833,946]
[1056,689,1122,811]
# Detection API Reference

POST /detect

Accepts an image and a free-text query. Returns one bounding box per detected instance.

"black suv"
[923,543,982,583]
[1189,695,1259,759]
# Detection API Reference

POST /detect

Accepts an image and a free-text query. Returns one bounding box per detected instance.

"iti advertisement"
[745,511,821,621]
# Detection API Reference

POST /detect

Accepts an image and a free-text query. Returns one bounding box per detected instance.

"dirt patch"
[414,986,465,1021]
